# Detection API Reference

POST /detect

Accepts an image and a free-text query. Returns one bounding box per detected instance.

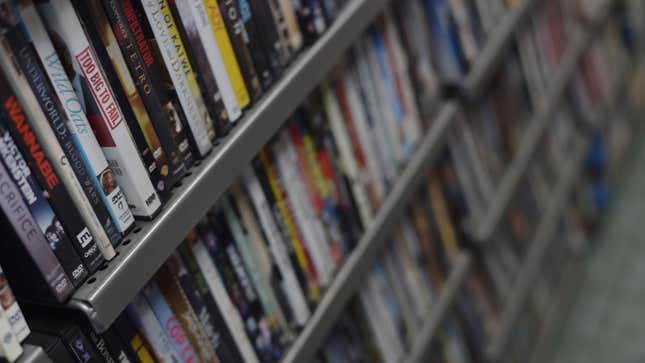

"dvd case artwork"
[37,0,163,220]
[219,195,293,337]
[102,0,195,170]
[292,0,327,46]
[25,331,78,363]
[156,258,219,363]
[112,312,156,363]
[0,75,104,273]
[141,280,200,363]
[176,238,247,362]
[0,34,117,262]
[203,0,251,110]
[219,0,264,102]
[100,324,138,363]
[172,0,242,122]
[0,155,74,302]
[237,0,276,90]
[422,0,467,85]
[72,0,170,198]
[186,231,261,363]
[199,215,285,363]
[1,19,125,249]
[276,0,303,52]
[139,0,217,156]
[126,294,184,363]
[0,266,29,343]
[0,121,88,288]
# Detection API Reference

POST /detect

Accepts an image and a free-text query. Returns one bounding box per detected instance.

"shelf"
[66,0,391,333]
[468,5,614,242]
[484,137,589,361]
[280,102,459,363]
[16,345,52,363]
[462,0,537,99]
[402,253,473,363]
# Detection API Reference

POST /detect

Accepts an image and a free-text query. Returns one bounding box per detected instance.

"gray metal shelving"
[402,253,473,363]
[16,345,52,363]
[484,137,589,361]
[280,102,459,363]
[67,0,390,333]
[467,4,614,243]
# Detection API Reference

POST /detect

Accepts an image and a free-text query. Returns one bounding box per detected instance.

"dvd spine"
[277,0,303,52]
[220,195,292,336]
[203,0,251,109]
[168,0,231,136]
[220,0,263,101]
[176,0,241,121]
[272,132,335,286]
[157,256,219,363]
[204,212,286,362]
[38,0,162,219]
[0,34,117,262]
[187,232,261,363]
[126,294,183,363]
[112,313,156,363]
[237,0,275,90]
[3,23,124,248]
[139,0,215,156]
[99,0,192,178]
[0,81,104,273]
[241,167,311,327]
[72,0,170,198]
[247,0,287,76]
[177,239,247,362]
[0,150,73,301]
[0,306,22,362]
[0,122,89,288]
[0,266,30,342]
[141,280,200,362]
[19,1,136,235]
[266,0,293,64]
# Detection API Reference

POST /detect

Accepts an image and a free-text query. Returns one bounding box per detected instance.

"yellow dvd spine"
[202,0,250,109]
[259,149,321,301]
[160,0,217,141]
[428,176,460,260]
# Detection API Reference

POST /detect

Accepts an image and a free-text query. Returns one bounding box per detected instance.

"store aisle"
[547,134,645,363]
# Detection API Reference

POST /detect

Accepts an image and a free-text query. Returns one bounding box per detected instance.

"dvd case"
[38,0,162,219]
[219,0,264,101]
[0,308,23,363]
[0,121,88,288]
[2,17,124,248]
[71,0,170,198]
[0,157,73,302]
[203,0,251,110]
[0,39,117,262]
[19,0,136,235]
[139,0,216,157]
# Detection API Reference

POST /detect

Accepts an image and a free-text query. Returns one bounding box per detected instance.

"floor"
[547,132,645,362]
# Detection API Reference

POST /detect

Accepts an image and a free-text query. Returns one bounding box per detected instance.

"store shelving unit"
[484,136,591,361]
[467,3,614,243]
[402,253,473,363]
[16,345,52,363]
[66,0,390,333]
[56,0,627,361]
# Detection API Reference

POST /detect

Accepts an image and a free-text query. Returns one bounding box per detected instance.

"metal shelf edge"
[280,103,459,363]
[402,252,473,363]
[67,0,391,332]
[484,137,588,361]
